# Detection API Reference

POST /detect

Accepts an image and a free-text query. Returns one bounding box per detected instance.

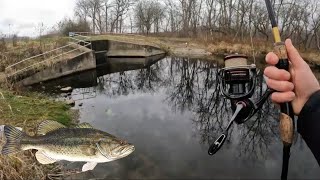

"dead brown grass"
[0,37,69,73]
[0,151,61,180]
[91,34,320,65]
[0,37,80,180]
[0,88,74,180]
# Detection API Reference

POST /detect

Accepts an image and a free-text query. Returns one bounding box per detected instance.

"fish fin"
[1,125,23,155]
[15,127,23,131]
[0,126,23,143]
[74,123,94,129]
[0,125,5,141]
[35,151,57,164]
[37,120,66,135]
[82,162,98,172]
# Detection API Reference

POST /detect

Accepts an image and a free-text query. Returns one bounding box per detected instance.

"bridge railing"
[5,33,92,79]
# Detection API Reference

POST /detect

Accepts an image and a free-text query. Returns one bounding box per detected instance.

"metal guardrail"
[70,31,146,38]
[70,32,94,37]
[5,33,92,79]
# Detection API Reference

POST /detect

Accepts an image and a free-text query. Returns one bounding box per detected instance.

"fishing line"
[249,29,256,65]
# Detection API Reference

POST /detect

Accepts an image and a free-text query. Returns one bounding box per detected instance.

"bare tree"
[70,0,320,51]
[109,0,134,33]
[103,0,112,32]
[135,0,164,34]
[252,3,270,41]
[74,0,90,23]
[165,0,180,33]
[179,0,196,36]
[88,0,103,33]
[57,18,91,35]
[75,0,103,33]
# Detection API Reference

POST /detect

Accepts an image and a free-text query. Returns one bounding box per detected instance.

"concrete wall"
[107,41,165,57]
[19,51,96,86]
[15,40,165,86]
[90,40,166,65]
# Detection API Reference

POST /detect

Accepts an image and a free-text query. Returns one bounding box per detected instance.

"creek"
[34,56,320,179]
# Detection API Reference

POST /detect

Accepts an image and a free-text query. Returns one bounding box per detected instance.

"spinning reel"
[208,1,295,178]
[208,54,273,155]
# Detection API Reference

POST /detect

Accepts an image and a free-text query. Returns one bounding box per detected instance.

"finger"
[289,63,296,80]
[271,92,295,103]
[266,78,294,92]
[265,52,279,65]
[285,39,305,67]
[264,66,291,81]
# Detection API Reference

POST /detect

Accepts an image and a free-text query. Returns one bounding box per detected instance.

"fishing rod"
[265,0,295,179]
[207,1,295,179]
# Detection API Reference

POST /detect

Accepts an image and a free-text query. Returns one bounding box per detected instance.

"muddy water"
[43,57,319,179]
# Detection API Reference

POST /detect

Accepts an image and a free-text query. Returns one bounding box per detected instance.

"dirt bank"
[91,34,320,66]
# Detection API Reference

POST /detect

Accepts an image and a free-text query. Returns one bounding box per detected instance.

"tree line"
[61,0,320,50]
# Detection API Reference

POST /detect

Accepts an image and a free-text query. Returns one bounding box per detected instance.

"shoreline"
[90,34,320,66]
[0,34,318,179]
[0,86,76,179]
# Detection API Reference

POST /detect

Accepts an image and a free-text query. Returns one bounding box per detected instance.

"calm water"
[42,57,319,179]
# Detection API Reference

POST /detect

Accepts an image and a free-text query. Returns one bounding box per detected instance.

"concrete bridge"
[5,33,166,86]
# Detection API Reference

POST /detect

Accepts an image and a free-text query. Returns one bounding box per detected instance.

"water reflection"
[39,56,319,178]
[163,57,281,158]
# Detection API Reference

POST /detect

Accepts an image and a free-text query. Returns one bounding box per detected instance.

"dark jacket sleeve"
[297,90,320,165]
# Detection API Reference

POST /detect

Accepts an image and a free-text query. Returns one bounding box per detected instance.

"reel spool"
[219,54,257,100]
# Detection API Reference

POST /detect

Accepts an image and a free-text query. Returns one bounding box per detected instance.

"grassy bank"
[0,88,75,180]
[0,89,73,128]
[0,36,74,180]
[90,34,320,65]
[0,34,318,179]
[0,37,68,71]
[0,36,73,127]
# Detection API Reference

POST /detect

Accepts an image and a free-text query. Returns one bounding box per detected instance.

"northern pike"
[1,120,135,171]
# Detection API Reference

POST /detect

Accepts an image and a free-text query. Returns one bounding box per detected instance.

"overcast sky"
[0,0,77,37]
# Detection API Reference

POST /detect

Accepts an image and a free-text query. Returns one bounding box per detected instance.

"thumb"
[285,39,304,68]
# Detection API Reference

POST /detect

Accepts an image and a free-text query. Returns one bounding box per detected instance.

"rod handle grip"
[274,42,289,70]
[279,113,294,145]
[273,42,295,145]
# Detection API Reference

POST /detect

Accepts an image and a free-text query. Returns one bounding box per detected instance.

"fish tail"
[1,125,24,155]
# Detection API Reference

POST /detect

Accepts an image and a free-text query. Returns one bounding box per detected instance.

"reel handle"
[208,102,244,156]
[208,134,227,155]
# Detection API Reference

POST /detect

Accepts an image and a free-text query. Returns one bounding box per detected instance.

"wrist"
[298,90,320,116]
[298,89,320,135]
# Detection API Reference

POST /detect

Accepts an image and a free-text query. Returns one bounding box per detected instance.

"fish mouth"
[114,144,135,158]
[97,143,135,160]
[124,144,135,154]
[120,144,135,155]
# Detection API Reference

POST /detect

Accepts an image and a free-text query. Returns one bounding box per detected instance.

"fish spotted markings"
[1,120,135,171]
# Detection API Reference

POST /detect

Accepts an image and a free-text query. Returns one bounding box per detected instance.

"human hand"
[264,39,320,115]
